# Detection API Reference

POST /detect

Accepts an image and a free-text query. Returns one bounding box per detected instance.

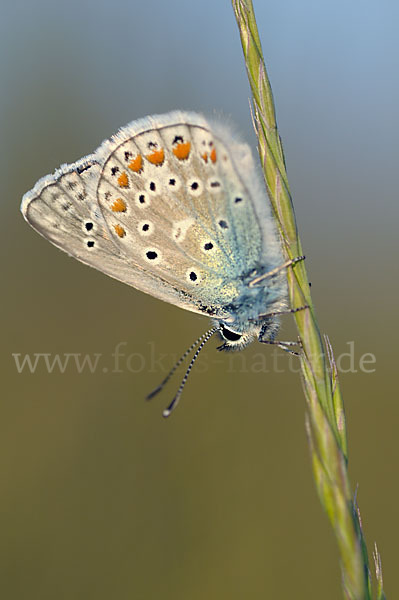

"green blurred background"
[2,1,398,598]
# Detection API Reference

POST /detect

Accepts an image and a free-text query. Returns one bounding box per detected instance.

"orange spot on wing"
[117,172,129,188]
[146,148,164,165]
[114,224,126,238]
[201,152,208,163]
[128,155,143,172]
[173,142,191,160]
[111,198,127,212]
[210,148,217,163]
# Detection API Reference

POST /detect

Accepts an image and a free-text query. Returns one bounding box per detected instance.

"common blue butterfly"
[21,111,304,415]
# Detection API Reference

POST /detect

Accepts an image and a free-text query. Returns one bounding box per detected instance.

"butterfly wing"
[21,112,282,318]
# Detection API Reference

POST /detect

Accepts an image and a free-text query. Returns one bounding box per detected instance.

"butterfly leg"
[259,338,302,356]
[249,255,305,287]
[258,305,309,320]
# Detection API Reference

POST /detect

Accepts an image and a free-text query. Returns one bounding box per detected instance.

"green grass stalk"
[231,1,385,598]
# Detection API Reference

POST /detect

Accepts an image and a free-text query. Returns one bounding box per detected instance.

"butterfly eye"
[220,325,242,342]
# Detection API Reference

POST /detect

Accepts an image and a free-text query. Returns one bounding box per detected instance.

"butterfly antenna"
[146,327,218,401]
[163,327,219,418]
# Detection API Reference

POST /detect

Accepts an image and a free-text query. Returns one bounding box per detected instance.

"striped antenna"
[162,327,219,418]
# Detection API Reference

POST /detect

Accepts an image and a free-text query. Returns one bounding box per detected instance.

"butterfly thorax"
[214,272,286,350]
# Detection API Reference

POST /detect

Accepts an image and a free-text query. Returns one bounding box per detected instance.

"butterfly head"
[216,316,280,351]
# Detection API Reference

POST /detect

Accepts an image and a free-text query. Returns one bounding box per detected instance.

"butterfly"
[21,111,304,415]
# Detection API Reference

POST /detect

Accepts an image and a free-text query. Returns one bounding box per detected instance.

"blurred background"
[1,0,398,598]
